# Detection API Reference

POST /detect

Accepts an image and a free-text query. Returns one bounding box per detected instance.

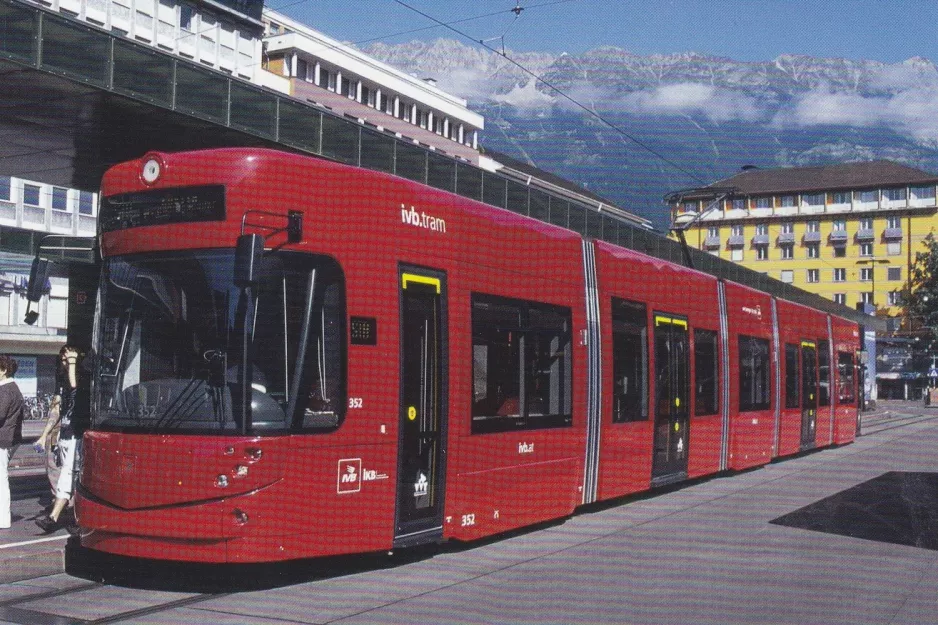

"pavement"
[0,401,937,623]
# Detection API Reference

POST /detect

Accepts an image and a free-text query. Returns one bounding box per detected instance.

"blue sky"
[273,0,937,63]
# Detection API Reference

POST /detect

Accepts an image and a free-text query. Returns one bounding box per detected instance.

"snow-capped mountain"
[364,39,938,229]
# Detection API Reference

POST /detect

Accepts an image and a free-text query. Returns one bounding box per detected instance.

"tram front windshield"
[94,249,345,434]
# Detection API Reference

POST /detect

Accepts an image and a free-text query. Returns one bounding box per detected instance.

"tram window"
[818,339,831,407]
[252,255,347,432]
[739,335,771,411]
[94,251,346,435]
[612,298,648,423]
[837,352,855,404]
[471,294,572,434]
[784,343,800,409]
[694,329,718,416]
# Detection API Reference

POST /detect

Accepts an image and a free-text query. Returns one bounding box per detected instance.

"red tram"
[62,148,859,563]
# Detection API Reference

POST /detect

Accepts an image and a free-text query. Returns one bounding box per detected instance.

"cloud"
[491,78,555,111]
[777,82,938,146]
[618,83,765,122]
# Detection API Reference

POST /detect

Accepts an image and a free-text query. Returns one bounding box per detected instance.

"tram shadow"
[64,538,444,592]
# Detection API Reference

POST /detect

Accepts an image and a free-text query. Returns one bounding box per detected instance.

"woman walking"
[36,347,86,533]
[0,355,25,530]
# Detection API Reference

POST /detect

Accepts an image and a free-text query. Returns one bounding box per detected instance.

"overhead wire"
[390,0,708,186]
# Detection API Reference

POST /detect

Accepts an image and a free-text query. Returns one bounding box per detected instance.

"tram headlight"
[215,474,229,488]
[233,509,249,525]
[140,154,163,184]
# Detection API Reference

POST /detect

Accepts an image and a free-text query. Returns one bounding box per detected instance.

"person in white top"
[0,355,25,530]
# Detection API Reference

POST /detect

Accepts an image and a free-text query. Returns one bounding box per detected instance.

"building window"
[911,186,935,202]
[781,244,794,260]
[52,187,68,211]
[887,267,902,281]
[834,268,846,282]
[731,198,746,211]
[832,192,851,204]
[859,243,873,256]
[802,193,825,207]
[755,198,771,209]
[781,222,794,234]
[888,291,901,306]
[806,243,819,258]
[295,58,308,81]
[807,269,819,283]
[694,329,719,416]
[78,191,94,216]
[611,298,648,423]
[683,200,698,213]
[180,5,193,32]
[471,294,572,434]
[731,224,744,237]
[781,270,794,283]
[731,248,743,261]
[22,184,40,206]
[832,219,846,231]
[887,215,901,228]
[857,190,877,204]
[807,220,820,233]
[755,223,768,236]
[0,177,11,202]
[861,292,873,305]
[887,241,901,256]
[834,293,846,305]
[833,245,846,258]
[780,195,796,207]
[739,335,771,411]
[860,268,873,281]
[756,246,768,260]
[883,188,907,202]
[859,217,873,229]
[707,226,719,238]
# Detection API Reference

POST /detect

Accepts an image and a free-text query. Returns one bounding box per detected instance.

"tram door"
[395,268,448,546]
[800,341,818,450]
[651,314,690,484]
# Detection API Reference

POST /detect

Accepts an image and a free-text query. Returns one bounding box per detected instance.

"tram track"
[0,579,228,625]
[859,410,938,436]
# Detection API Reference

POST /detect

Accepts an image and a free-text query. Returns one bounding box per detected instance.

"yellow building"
[668,161,938,322]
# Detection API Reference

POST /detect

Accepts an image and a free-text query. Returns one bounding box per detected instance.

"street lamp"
[856,258,890,308]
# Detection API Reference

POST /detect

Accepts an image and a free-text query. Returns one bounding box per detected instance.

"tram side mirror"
[234,234,264,289]
[26,257,49,302]
[23,257,50,325]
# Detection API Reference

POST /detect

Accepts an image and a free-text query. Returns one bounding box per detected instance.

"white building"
[261,9,484,164]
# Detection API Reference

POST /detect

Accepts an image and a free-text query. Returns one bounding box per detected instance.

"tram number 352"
[348,397,363,409]
[461,514,476,527]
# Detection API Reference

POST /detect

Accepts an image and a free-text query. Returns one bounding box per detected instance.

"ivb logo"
[337,458,362,494]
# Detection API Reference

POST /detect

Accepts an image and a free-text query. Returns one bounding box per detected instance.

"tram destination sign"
[100,185,226,233]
